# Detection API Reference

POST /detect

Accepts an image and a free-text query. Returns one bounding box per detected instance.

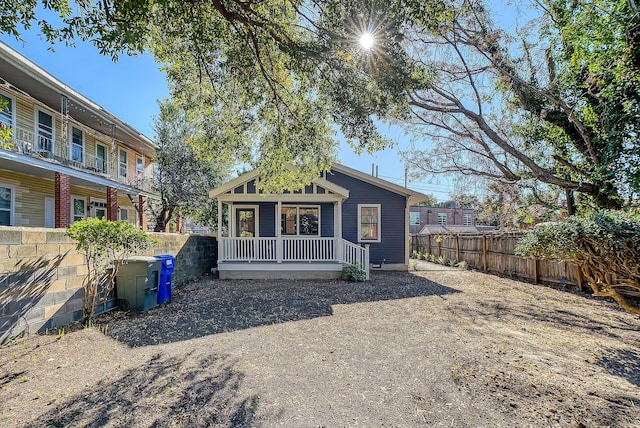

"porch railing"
[219,237,370,279]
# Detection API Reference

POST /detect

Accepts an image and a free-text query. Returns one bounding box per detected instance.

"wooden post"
[482,235,488,272]
[438,239,442,257]
[455,235,460,262]
[575,264,584,291]
[533,258,539,284]
[427,235,431,255]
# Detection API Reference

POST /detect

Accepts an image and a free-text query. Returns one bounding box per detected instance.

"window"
[36,110,54,153]
[119,149,128,178]
[0,184,14,226]
[119,207,129,222]
[0,93,14,129]
[71,126,84,163]
[136,157,144,176]
[358,204,380,242]
[72,197,86,223]
[410,212,421,225]
[280,206,319,236]
[236,207,256,237]
[91,199,107,219]
[96,144,107,173]
[438,212,448,226]
[463,213,473,226]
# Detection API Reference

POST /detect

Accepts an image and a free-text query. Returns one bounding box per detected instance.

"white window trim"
[0,91,16,131]
[95,142,108,174]
[410,211,421,225]
[71,195,86,223]
[463,213,473,226]
[136,156,144,176]
[90,197,107,219]
[438,212,448,226]
[233,205,259,237]
[118,148,128,179]
[34,108,55,154]
[0,182,15,226]
[70,126,84,165]
[357,203,381,243]
[119,207,129,222]
[280,205,321,236]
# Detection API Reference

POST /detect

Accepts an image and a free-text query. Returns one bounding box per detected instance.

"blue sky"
[1,30,453,200]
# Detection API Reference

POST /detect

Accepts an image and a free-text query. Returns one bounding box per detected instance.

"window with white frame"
[136,157,144,176]
[0,184,14,226]
[119,149,128,178]
[71,126,84,163]
[36,110,54,153]
[438,212,448,225]
[358,204,380,242]
[96,143,107,173]
[410,211,421,225]
[280,206,319,235]
[463,213,473,226]
[0,93,14,130]
[71,196,86,223]
[119,207,129,222]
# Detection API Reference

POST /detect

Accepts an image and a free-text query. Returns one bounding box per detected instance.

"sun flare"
[359,32,374,50]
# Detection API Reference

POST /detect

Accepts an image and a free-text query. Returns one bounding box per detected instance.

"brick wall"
[0,227,217,343]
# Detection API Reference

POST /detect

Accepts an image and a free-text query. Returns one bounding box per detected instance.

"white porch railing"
[219,237,370,279]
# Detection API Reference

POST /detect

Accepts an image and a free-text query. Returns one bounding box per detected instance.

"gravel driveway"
[1,261,639,427]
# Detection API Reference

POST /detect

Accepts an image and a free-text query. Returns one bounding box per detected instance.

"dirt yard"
[1,261,639,427]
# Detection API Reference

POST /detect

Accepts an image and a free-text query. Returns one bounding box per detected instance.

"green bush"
[341,263,366,282]
[67,218,158,323]
[516,210,640,315]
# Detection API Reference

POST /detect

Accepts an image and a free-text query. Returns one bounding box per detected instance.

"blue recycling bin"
[155,254,176,304]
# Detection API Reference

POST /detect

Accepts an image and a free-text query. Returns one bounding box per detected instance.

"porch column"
[138,195,147,231]
[276,200,282,263]
[54,172,71,228]
[106,186,118,221]
[335,200,343,262]
[217,199,222,263]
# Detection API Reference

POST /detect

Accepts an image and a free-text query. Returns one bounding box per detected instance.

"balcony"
[1,125,154,193]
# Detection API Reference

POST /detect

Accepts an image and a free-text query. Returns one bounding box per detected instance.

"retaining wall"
[0,227,217,343]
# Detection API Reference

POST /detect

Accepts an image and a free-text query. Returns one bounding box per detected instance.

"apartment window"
[36,110,54,153]
[410,212,421,225]
[280,206,319,236]
[0,93,14,129]
[96,143,107,173]
[72,196,86,223]
[136,157,144,176]
[463,213,473,226]
[119,149,128,178]
[71,127,84,163]
[0,184,14,226]
[119,208,129,222]
[438,213,448,226]
[358,204,380,242]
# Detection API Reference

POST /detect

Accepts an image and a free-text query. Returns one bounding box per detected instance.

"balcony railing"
[1,125,153,192]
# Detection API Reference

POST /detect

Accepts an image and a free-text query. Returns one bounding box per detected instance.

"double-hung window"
[410,211,421,225]
[96,143,107,173]
[136,157,144,177]
[0,184,14,226]
[280,206,319,235]
[358,204,381,243]
[119,207,129,222]
[72,196,86,223]
[463,213,473,226]
[119,149,128,178]
[0,93,14,130]
[71,126,84,163]
[37,110,54,153]
[438,213,448,225]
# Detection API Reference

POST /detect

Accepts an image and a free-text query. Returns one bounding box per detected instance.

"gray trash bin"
[116,256,162,311]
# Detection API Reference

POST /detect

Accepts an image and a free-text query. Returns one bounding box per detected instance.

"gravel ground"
[1,261,639,427]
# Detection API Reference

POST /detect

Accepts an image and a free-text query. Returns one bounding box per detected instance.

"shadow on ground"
[102,271,458,347]
[24,351,258,428]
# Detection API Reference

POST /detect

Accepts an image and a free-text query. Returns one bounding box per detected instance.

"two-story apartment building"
[0,42,156,229]
[409,206,478,234]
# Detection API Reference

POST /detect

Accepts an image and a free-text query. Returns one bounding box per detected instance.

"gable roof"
[209,163,429,204]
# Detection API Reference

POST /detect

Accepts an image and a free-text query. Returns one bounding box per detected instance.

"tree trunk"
[565,188,576,216]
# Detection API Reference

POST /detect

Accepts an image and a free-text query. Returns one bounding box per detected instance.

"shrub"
[458,260,468,270]
[516,210,640,315]
[341,263,366,282]
[429,254,436,263]
[437,255,446,265]
[67,219,158,323]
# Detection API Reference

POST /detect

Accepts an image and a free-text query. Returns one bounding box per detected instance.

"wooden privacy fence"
[410,233,585,291]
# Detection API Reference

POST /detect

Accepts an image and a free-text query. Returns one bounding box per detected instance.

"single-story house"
[209,163,428,279]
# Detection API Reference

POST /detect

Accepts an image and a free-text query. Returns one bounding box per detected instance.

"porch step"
[217,262,343,280]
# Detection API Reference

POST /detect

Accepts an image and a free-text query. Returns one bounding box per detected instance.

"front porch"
[217,236,369,279]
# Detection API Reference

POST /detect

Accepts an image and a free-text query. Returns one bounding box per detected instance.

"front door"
[235,207,256,237]
[44,197,54,228]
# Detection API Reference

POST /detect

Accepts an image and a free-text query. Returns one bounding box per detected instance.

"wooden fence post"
[482,235,487,272]
[575,264,584,291]
[427,235,431,255]
[533,258,539,284]
[455,235,460,262]
[438,239,442,257]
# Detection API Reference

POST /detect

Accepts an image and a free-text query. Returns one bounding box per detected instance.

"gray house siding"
[258,203,275,237]
[320,203,334,237]
[326,171,407,265]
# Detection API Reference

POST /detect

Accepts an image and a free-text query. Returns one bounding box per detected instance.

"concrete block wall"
[0,227,217,343]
